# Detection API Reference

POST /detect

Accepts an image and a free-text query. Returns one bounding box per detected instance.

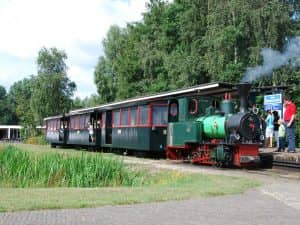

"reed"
[0,146,148,188]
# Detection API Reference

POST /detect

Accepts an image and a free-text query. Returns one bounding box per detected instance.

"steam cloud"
[242,36,300,82]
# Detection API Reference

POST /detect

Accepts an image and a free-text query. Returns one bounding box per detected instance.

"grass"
[0,146,151,187]
[0,144,261,212]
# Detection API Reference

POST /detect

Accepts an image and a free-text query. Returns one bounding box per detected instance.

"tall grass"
[0,146,147,188]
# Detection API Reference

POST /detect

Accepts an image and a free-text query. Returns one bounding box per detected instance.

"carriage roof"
[44,82,236,120]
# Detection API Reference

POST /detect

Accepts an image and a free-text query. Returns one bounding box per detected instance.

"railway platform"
[259,147,300,167]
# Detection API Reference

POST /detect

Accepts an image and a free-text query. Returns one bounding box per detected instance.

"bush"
[0,146,148,188]
[25,135,47,145]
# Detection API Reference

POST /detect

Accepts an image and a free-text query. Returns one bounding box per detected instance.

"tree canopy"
[1,0,300,132]
[30,47,76,125]
[0,85,17,125]
[94,0,300,102]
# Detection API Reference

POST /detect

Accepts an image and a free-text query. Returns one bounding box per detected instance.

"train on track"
[45,82,264,168]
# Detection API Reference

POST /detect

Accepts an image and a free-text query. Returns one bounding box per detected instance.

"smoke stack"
[236,83,251,113]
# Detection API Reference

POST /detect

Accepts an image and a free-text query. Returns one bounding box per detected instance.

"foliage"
[7,77,35,129]
[31,47,76,125]
[94,0,299,102]
[0,146,148,187]
[0,85,18,124]
[71,94,102,110]
[24,135,47,145]
[0,144,259,212]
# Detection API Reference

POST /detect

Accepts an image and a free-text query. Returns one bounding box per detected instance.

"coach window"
[188,98,198,115]
[152,105,168,125]
[140,105,149,125]
[102,113,106,128]
[113,110,120,127]
[169,103,178,117]
[130,107,137,125]
[70,117,74,130]
[121,108,129,126]
[55,120,59,130]
[85,114,90,128]
[49,121,52,130]
[80,115,86,129]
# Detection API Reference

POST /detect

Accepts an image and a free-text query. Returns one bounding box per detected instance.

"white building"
[0,125,21,141]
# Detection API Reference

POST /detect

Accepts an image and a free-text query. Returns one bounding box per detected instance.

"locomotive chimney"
[236,83,252,113]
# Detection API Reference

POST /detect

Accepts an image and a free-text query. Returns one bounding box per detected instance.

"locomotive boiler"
[166,83,263,167]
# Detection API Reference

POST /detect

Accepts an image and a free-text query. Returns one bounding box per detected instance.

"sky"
[0,0,149,98]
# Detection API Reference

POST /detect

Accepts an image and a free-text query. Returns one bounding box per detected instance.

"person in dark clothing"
[272,111,280,149]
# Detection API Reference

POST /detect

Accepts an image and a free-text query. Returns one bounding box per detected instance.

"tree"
[31,47,76,125]
[0,85,17,124]
[94,0,298,102]
[94,56,117,103]
[8,77,35,127]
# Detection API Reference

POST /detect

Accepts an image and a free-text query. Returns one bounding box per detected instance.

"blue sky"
[0,0,149,98]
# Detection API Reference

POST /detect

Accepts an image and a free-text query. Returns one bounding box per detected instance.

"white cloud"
[0,0,148,97]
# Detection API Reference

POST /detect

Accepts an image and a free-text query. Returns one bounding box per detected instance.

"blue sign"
[263,94,283,117]
[264,103,282,111]
[264,94,282,104]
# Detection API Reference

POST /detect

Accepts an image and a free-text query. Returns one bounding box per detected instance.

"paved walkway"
[0,180,299,225]
[1,152,299,225]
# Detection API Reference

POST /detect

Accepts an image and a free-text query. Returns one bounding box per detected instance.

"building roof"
[0,125,22,129]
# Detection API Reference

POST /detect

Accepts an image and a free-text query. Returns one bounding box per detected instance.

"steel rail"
[272,160,300,169]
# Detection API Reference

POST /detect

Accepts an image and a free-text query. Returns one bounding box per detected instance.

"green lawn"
[0,144,260,212]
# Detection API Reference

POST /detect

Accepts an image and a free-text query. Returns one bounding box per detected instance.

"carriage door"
[93,111,102,145]
[64,117,70,143]
[105,111,112,144]
[59,119,64,142]
[89,113,97,143]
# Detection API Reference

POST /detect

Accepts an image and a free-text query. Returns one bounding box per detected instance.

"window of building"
[152,105,168,125]
[139,105,149,125]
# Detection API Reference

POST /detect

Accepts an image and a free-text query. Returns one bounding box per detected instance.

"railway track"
[272,160,300,169]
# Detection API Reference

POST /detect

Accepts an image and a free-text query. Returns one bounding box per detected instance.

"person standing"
[265,110,274,148]
[272,111,280,149]
[283,96,297,153]
[277,119,286,152]
[88,122,94,142]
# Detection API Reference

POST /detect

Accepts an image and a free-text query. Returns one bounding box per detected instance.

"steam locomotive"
[166,83,263,167]
[45,82,263,168]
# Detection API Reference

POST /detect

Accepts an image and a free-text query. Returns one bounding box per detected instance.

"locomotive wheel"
[214,162,223,168]
[50,143,56,148]
[259,153,273,169]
